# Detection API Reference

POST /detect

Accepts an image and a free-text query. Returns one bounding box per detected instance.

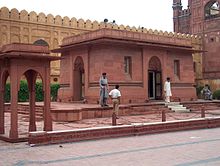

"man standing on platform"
[109,85,121,118]
[99,72,109,107]
[164,77,172,103]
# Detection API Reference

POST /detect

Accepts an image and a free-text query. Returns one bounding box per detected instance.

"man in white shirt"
[164,77,172,103]
[109,85,121,118]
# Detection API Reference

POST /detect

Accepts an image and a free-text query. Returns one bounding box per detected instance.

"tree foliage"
[213,89,220,100]
[4,81,60,102]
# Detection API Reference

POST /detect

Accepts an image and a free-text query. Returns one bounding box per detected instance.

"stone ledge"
[28,117,220,146]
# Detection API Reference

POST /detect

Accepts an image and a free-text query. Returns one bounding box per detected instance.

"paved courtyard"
[1,127,220,166]
[2,108,219,138]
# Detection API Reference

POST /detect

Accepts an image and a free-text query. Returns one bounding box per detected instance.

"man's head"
[115,84,119,89]
[167,77,170,82]
[102,72,107,78]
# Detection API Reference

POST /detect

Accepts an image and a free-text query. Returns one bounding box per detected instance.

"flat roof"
[0,43,60,61]
[52,28,203,53]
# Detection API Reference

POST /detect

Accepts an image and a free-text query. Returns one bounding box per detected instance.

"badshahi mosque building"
[0,0,219,102]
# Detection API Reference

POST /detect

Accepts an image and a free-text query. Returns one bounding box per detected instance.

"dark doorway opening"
[148,56,162,100]
[148,71,162,99]
[73,57,85,101]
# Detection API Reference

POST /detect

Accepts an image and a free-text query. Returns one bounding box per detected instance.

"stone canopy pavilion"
[0,43,60,140]
[53,28,202,104]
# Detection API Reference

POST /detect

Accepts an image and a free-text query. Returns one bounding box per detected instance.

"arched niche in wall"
[33,39,49,46]
[149,56,161,71]
[205,1,220,19]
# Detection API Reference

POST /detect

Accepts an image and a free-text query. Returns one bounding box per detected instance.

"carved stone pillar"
[9,67,18,139]
[43,66,52,131]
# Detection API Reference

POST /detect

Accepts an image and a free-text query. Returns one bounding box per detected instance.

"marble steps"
[165,102,191,113]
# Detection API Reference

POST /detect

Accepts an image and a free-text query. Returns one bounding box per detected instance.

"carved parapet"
[186,34,191,38]
[119,25,125,30]
[158,30,164,35]
[70,17,77,27]
[63,16,70,26]
[131,26,137,32]
[112,24,119,30]
[191,35,202,44]
[153,29,159,35]
[0,6,202,46]
[85,19,92,29]
[10,8,19,19]
[55,15,62,25]
[47,14,55,24]
[38,12,46,23]
[29,11,38,22]
[92,20,99,29]
[0,7,9,18]
[77,18,85,28]
[142,28,149,33]
[106,23,113,29]
[125,25,131,31]
[137,27,143,32]
[163,31,169,36]
[148,29,153,34]
[168,32,174,37]
[20,10,28,21]
[99,22,106,28]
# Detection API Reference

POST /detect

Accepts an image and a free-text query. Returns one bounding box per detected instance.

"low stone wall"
[29,117,220,146]
[50,104,169,122]
[5,103,168,122]
[182,101,220,112]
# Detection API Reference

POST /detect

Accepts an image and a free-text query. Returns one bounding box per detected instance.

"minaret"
[188,0,192,8]
[173,0,183,32]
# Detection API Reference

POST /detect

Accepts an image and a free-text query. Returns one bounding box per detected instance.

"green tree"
[4,81,60,102]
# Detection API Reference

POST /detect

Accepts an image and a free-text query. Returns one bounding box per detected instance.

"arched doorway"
[73,57,85,101]
[148,56,162,100]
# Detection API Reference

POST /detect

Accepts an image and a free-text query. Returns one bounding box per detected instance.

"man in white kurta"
[164,77,172,103]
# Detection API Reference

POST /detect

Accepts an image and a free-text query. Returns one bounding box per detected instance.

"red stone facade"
[173,0,220,85]
[54,28,199,103]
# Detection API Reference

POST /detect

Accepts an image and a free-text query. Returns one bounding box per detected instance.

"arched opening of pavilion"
[19,70,44,134]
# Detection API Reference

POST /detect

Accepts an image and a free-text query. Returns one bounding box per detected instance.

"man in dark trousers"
[99,73,109,107]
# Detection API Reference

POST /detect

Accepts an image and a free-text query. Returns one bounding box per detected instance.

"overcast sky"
[0,0,188,32]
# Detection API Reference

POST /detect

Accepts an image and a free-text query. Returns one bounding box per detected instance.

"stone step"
[165,102,180,106]
[169,106,186,109]
[171,108,187,111]
[165,102,191,113]
[168,105,184,108]
[174,109,191,113]
[170,106,190,111]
